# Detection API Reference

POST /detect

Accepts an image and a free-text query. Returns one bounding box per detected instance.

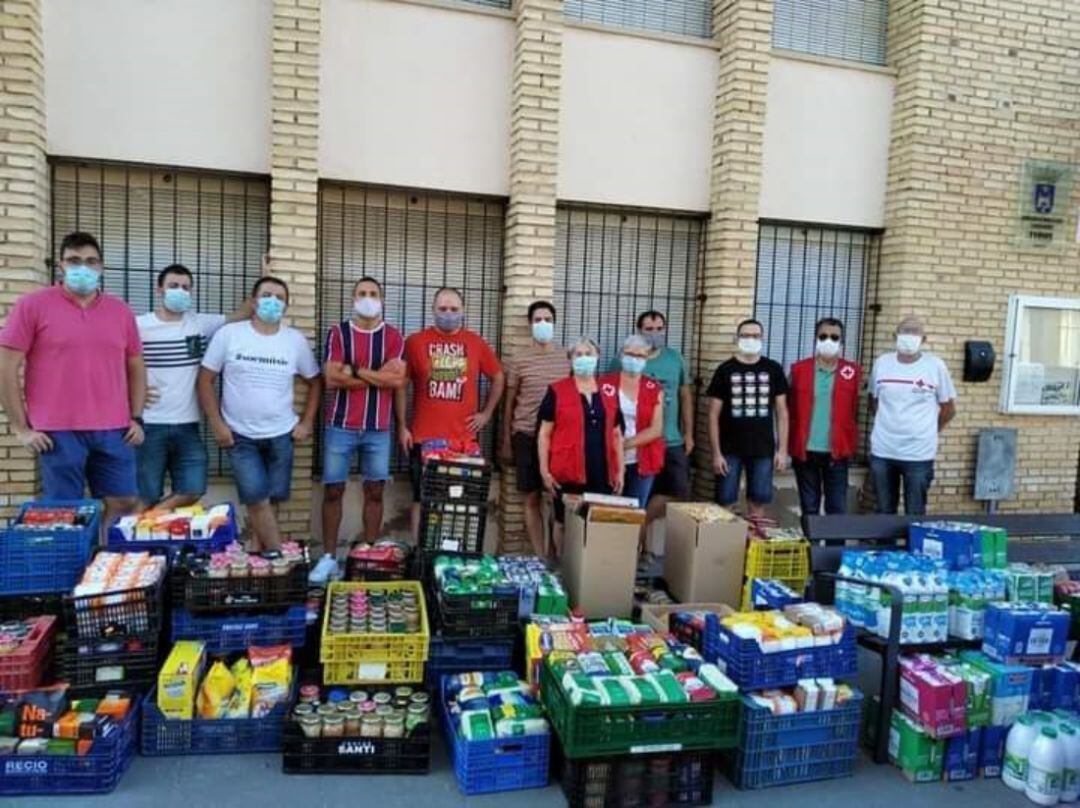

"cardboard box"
[639,602,733,635]
[157,640,206,720]
[944,728,982,781]
[889,709,945,783]
[663,503,748,606]
[562,501,643,619]
[979,724,1008,777]
[899,656,967,738]
[910,522,980,570]
[959,651,1033,726]
[983,602,1069,664]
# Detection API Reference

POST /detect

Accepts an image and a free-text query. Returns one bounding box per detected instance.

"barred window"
[553,204,704,371]
[564,0,712,39]
[317,184,506,471]
[773,0,888,66]
[753,221,881,374]
[50,159,270,476]
[458,0,510,7]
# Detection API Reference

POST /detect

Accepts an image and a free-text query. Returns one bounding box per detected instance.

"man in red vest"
[787,317,862,515]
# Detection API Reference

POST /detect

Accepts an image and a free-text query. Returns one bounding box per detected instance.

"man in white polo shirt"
[869,316,957,515]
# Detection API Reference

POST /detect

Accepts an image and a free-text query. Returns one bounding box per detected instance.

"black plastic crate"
[420,459,491,506]
[59,636,159,695]
[282,720,432,774]
[419,501,487,556]
[560,750,716,808]
[171,557,309,613]
[435,590,519,640]
[0,593,64,621]
[64,575,166,641]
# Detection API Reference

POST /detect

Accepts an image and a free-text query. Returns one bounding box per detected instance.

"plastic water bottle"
[1027,726,1066,806]
[1006,715,1042,790]
[1059,724,1080,802]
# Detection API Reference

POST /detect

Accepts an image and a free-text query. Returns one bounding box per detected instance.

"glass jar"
[360,713,382,738]
[292,703,315,721]
[349,690,369,705]
[342,704,362,735]
[322,714,345,738]
[405,703,429,734]
[299,714,322,739]
[382,712,405,739]
[316,705,337,721]
[373,692,392,707]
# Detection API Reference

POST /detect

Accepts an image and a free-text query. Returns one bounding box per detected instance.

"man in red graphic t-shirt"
[395,287,504,538]
[316,277,406,582]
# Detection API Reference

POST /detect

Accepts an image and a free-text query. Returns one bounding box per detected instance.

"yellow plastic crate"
[320,581,430,665]
[740,578,808,611]
[323,659,425,686]
[743,538,810,582]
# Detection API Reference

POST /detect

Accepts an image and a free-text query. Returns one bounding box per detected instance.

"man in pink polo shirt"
[0,231,147,530]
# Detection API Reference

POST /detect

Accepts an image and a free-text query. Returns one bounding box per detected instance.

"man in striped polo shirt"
[316,276,407,582]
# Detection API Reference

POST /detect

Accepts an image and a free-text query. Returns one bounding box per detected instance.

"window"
[460,0,510,7]
[753,222,880,373]
[1001,295,1080,415]
[553,203,704,370]
[773,0,888,66]
[317,184,506,470]
[564,0,712,39]
[50,160,270,476]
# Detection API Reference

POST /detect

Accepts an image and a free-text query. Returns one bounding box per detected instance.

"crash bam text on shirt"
[427,342,468,401]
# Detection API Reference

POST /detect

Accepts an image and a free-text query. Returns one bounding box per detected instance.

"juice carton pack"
[944,727,982,781]
[910,522,982,570]
[1029,662,1080,712]
[979,527,1008,569]
[899,655,967,738]
[983,602,1069,664]
[978,724,1008,777]
[158,640,206,720]
[940,659,991,728]
[959,650,1033,726]
[946,568,1007,640]
[1005,564,1056,604]
[889,709,945,783]
[835,551,948,644]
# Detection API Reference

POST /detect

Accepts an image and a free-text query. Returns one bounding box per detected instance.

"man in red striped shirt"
[316,277,406,582]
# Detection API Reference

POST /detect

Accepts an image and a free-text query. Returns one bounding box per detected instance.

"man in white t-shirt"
[869,316,957,515]
[136,263,255,509]
[198,276,323,550]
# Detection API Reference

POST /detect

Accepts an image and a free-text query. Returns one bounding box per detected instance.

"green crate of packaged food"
[539,660,740,758]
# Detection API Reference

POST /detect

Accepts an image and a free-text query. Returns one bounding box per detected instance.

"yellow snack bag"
[223,658,252,719]
[196,660,235,720]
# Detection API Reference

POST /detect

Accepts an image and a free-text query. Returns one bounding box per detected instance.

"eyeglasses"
[817,334,842,342]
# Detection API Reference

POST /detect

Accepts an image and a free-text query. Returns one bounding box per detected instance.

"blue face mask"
[63,265,100,296]
[572,355,598,377]
[163,287,192,314]
[255,296,286,324]
[532,321,554,344]
[435,311,463,333]
[621,355,647,374]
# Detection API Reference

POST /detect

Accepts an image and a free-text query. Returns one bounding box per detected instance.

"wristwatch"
[132,416,144,427]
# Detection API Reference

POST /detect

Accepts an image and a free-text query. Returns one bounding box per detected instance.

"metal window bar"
[752,220,882,459]
[772,0,888,66]
[316,183,506,475]
[458,0,510,7]
[564,0,712,39]
[49,158,270,478]
[553,202,705,382]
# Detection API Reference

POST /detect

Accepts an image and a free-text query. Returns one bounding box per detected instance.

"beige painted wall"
[319,0,513,195]
[558,25,717,212]
[759,55,895,228]
[43,0,271,173]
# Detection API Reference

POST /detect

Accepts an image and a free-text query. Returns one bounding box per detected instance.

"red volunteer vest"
[600,372,665,477]
[548,376,622,487]
[788,357,861,462]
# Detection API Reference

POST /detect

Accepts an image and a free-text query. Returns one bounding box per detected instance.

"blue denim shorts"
[715,454,774,506]
[136,422,208,504]
[322,427,392,484]
[41,429,137,499]
[228,432,294,505]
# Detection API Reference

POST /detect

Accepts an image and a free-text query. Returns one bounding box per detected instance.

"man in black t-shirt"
[706,318,789,520]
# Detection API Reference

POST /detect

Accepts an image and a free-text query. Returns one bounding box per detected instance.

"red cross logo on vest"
[840,365,855,381]
[601,383,616,397]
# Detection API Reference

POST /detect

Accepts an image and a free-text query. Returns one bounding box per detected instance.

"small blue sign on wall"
[1017,159,1073,249]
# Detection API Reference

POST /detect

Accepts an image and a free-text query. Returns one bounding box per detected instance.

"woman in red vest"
[787,317,862,515]
[537,337,625,556]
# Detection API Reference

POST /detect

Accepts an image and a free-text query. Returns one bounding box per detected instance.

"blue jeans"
[41,429,137,499]
[715,455,774,506]
[228,432,294,505]
[793,453,849,516]
[322,427,392,484]
[623,464,655,509]
[870,455,935,516]
[136,422,208,504]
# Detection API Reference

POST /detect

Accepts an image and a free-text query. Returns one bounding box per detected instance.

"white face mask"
[354,297,382,319]
[737,337,762,357]
[816,338,841,359]
[896,333,923,356]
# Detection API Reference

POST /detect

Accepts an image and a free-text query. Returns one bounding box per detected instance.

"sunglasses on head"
[817,334,841,342]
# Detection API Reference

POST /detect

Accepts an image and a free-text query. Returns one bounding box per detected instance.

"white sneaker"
[309,554,340,584]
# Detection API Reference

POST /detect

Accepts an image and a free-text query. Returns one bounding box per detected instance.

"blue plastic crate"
[140,679,293,755]
[738,690,863,752]
[729,750,858,789]
[171,606,307,654]
[0,499,100,596]
[0,705,135,795]
[704,614,858,690]
[425,636,514,687]
[106,503,238,562]
[441,678,550,795]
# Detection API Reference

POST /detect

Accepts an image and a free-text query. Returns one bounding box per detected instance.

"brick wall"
[0,0,48,515]
[693,0,773,498]
[270,0,320,537]
[878,0,1080,513]
[497,0,564,553]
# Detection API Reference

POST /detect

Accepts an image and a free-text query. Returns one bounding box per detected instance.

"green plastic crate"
[539,660,740,758]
